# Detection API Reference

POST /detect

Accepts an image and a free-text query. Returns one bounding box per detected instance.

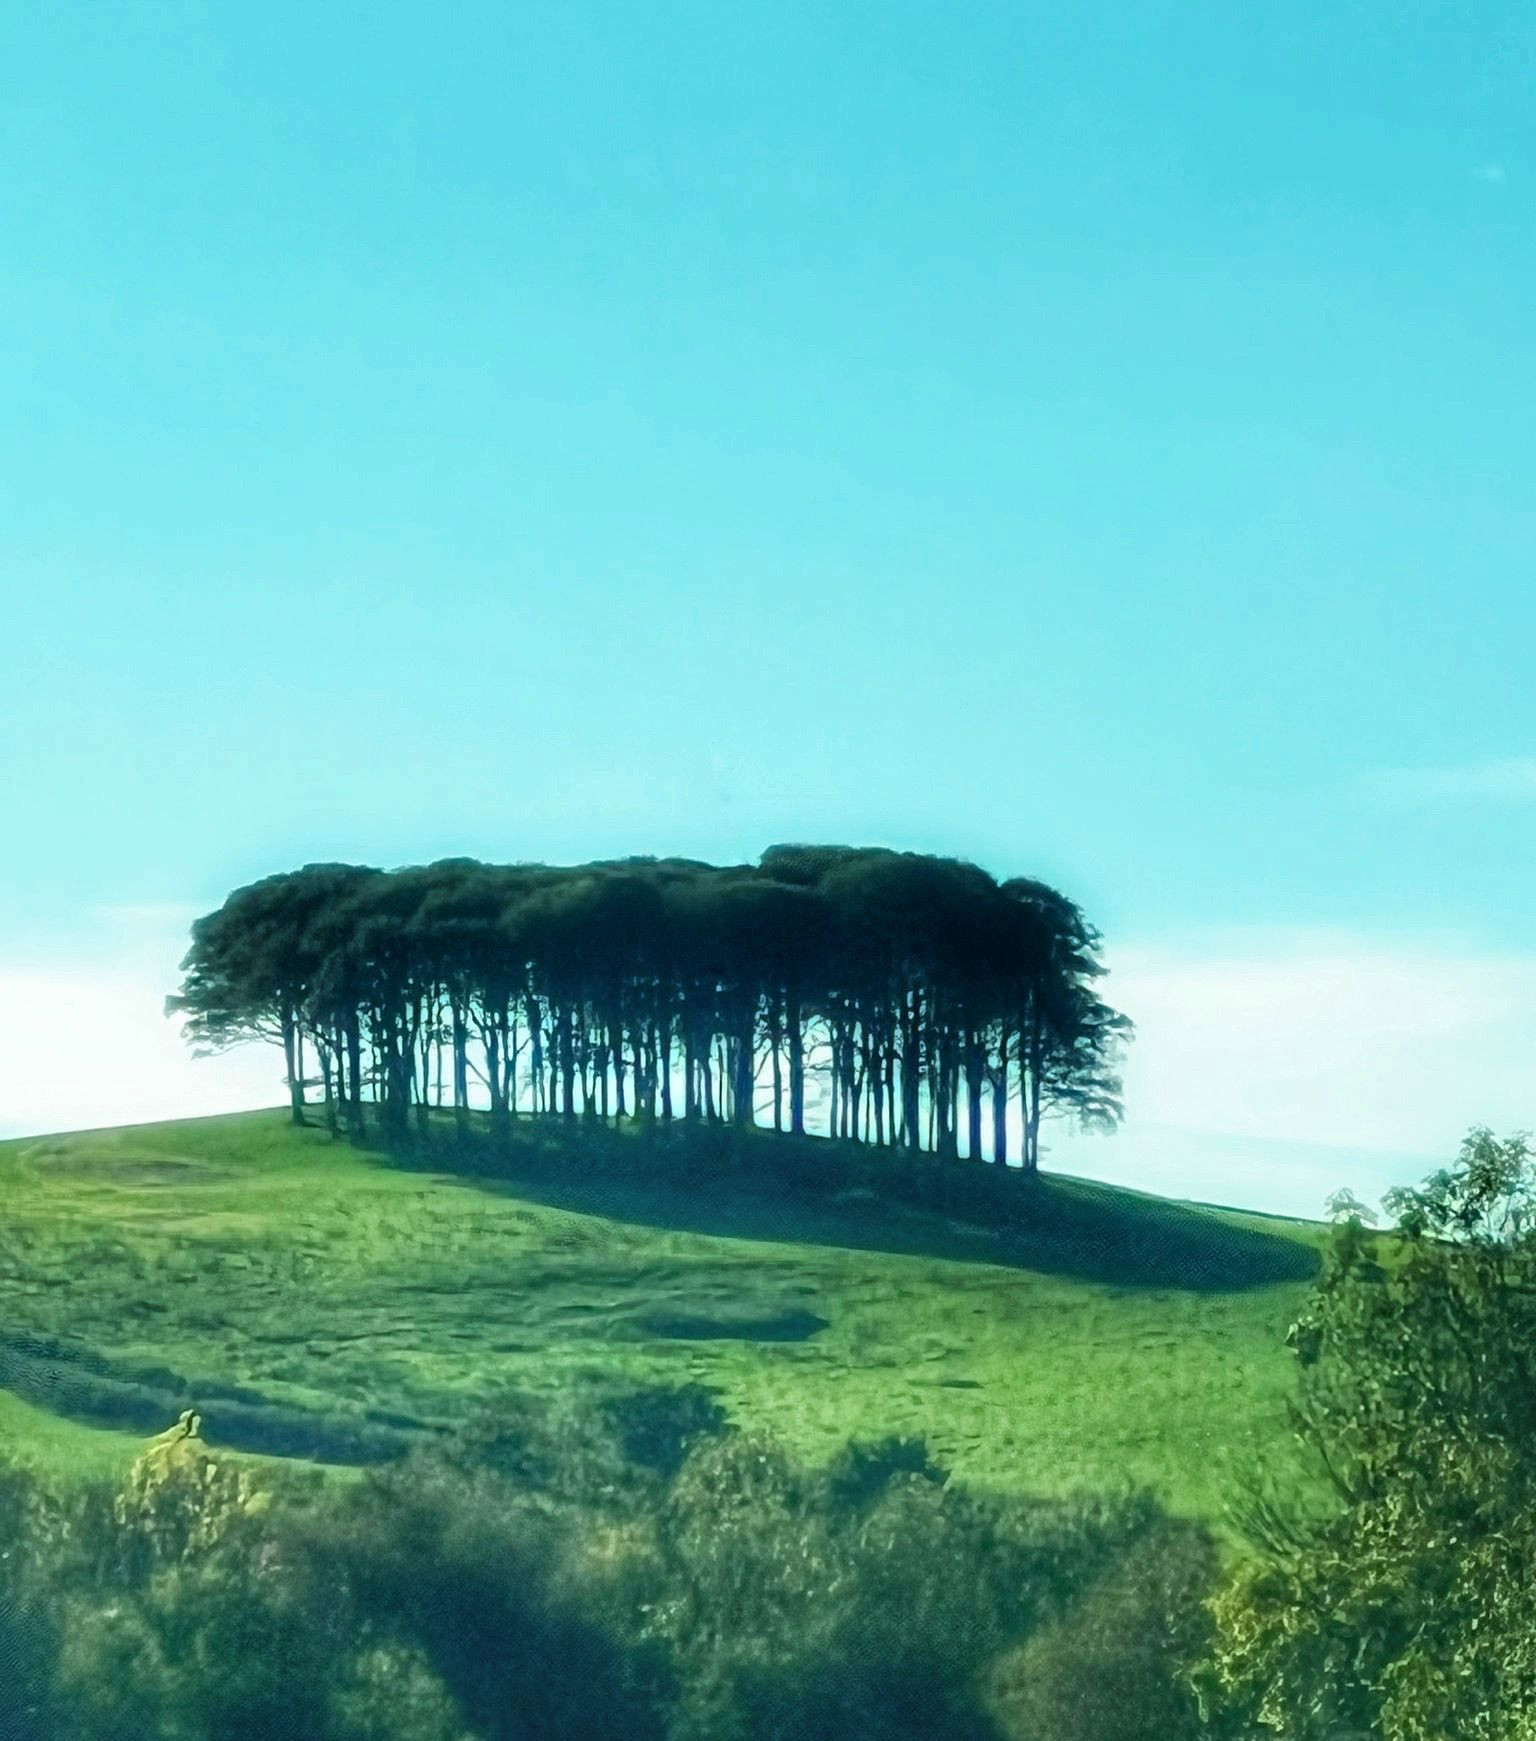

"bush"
[824,1433,947,1507]
[0,1469,59,1741]
[643,1433,1211,1741]
[308,1454,673,1741]
[988,1516,1217,1740]
[598,1381,729,1478]
[0,1394,1222,1741]
[1201,1132,1536,1738]
[38,1417,356,1741]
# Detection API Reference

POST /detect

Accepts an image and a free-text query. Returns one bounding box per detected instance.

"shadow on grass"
[0,1332,431,1465]
[377,1114,1318,1294]
[635,1308,830,1342]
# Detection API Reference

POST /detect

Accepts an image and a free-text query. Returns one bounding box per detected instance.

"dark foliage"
[168,846,1131,1176]
[1203,1128,1536,1738]
[991,1517,1220,1739]
[0,1389,1217,1741]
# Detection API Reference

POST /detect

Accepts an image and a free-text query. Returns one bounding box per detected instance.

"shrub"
[308,1454,672,1741]
[824,1433,946,1507]
[645,1433,1210,1741]
[41,1416,353,1741]
[597,1381,729,1478]
[1201,1132,1536,1738]
[0,1395,1223,1741]
[988,1516,1217,1740]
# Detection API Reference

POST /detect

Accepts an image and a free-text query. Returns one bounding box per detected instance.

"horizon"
[3,3,1534,1218]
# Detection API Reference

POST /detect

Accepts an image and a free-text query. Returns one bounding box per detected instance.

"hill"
[0,1110,1320,1517]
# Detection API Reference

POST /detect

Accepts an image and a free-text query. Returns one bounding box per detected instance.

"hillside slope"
[0,1111,1320,1516]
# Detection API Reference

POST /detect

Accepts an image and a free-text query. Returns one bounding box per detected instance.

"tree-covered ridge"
[168,846,1130,1173]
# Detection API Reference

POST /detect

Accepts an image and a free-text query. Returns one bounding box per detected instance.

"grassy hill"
[0,1110,1321,1518]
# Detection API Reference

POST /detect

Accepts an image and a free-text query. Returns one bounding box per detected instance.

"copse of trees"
[168,846,1130,1173]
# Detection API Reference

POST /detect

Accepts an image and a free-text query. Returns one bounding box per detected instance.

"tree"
[168,845,1131,1181]
[1201,1128,1536,1739]
[167,865,379,1126]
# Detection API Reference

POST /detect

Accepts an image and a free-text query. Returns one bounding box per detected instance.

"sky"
[1,1,1533,1215]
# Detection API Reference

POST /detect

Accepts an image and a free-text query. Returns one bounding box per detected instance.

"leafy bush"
[0,1387,1220,1741]
[307,1451,672,1741]
[1201,1129,1536,1738]
[34,1415,357,1741]
[0,1464,61,1741]
[824,1432,947,1506]
[988,1516,1217,1740]
[637,1430,1210,1741]
[597,1381,729,1478]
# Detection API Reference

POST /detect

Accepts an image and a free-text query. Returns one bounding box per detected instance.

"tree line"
[167,845,1131,1172]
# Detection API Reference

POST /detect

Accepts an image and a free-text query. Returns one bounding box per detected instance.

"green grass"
[0,1109,1323,1518]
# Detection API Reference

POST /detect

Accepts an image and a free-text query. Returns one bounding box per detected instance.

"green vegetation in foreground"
[0,1110,1320,1516]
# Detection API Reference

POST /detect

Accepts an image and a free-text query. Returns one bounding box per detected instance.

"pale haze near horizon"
[2,3,1533,1217]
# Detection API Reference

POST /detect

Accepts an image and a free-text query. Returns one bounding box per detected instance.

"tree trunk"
[901,993,922,1149]
[452,1004,469,1136]
[684,1026,700,1120]
[612,1020,627,1118]
[1021,1014,1044,1174]
[626,1023,640,1121]
[318,1038,337,1135]
[282,1012,306,1125]
[560,1009,576,1119]
[732,1010,754,1129]
[845,1031,856,1140]
[651,1016,668,1114]
[828,1028,840,1140]
[788,991,806,1136]
[965,1032,984,1162]
[870,1034,885,1146]
[347,1016,365,1140]
[502,1010,518,1129]
[547,1009,560,1116]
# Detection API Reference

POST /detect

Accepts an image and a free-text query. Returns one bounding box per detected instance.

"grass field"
[0,1110,1323,1518]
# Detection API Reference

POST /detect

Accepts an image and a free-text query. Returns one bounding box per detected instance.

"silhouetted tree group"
[168,846,1130,1173]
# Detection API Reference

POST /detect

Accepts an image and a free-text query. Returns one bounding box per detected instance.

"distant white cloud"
[1365,756,1536,801]
[0,960,279,1139]
[1046,1121,1432,1222]
[1048,927,1536,1214]
[0,906,278,1141]
[1476,162,1507,185]
[1120,928,1536,1150]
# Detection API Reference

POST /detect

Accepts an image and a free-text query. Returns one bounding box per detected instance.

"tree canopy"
[1202,1129,1536,1738]
[168,845,1130,1173]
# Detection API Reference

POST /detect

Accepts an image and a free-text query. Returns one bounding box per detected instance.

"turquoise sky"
[2,4,1533,1204]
